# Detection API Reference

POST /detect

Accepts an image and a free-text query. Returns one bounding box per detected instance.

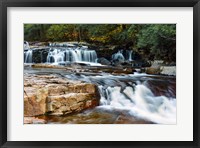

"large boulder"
[24,87,48,116]
[97,57,111,65]
[160,66,176,76]
[145,67,161,75]
[145,60,163,74]
[24,74,100,117]
[146,65,176,76]
[144,79,176,98]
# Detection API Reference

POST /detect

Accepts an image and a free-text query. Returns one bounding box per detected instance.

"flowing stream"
[25,67,176,124]
[24,42,176,124]
[64,73,176,124]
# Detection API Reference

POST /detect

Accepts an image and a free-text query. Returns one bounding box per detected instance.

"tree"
[24,24,51,41]
[24,24,176,62]
[136,24,176,61]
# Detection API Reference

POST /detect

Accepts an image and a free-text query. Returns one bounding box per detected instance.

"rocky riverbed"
[24,72,100,123]
[24,63,176,124]
[24,42,176,124]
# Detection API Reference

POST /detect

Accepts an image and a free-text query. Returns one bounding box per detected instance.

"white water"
[24,41,30,49]
[98,84,176,124]
[24,49,33,63]
[65,73,176,124]
[46,47,97,64]
[112,50,133,62]
[112,50,125,62]
[24,41,33,63]
[127,50,133,61]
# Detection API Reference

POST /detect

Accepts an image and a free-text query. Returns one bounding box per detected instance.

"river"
[24,66,176,124]
[24,44,176,124]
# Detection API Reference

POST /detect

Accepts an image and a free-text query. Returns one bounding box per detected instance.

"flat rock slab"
[24,73,100,117]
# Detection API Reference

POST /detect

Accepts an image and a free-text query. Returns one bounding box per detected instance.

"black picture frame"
[0,0,200,147]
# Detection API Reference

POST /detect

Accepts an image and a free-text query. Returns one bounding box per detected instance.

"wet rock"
[97,57,111,65]
[144,79,176,98]
[112,58,125,66]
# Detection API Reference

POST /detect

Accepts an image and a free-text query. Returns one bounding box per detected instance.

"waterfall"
[112,50,134,62]
[98,85,176,124]
[24,49,33,63]
[127,50,133,61]
[24,41,30,50]
[46,48,65,63]
[46,47,97,64]
[65,73,176,124]
[112,50,125,62]
[24,41,33,63]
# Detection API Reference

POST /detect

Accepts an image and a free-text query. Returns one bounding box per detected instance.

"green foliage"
[136,24,176,61]
[24,24,51,41]
[24,24,176,62]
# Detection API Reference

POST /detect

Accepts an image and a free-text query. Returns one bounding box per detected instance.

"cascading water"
[65,73,176,124]
[23,42,175,124]
[98,84,176,124]
[112,50,125,62]
[24,41,33,63]
[46,48,65,63]
[46,47,97,64]
[24,41,30,49]
[24,50,33,63]
[24,41,98,64]
[112,50,134,62]
[127,50,133,61]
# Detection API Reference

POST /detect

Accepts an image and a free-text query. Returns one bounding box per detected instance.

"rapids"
[24,42,176,124]
[65,73,176,124]
[25,66,176,124]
